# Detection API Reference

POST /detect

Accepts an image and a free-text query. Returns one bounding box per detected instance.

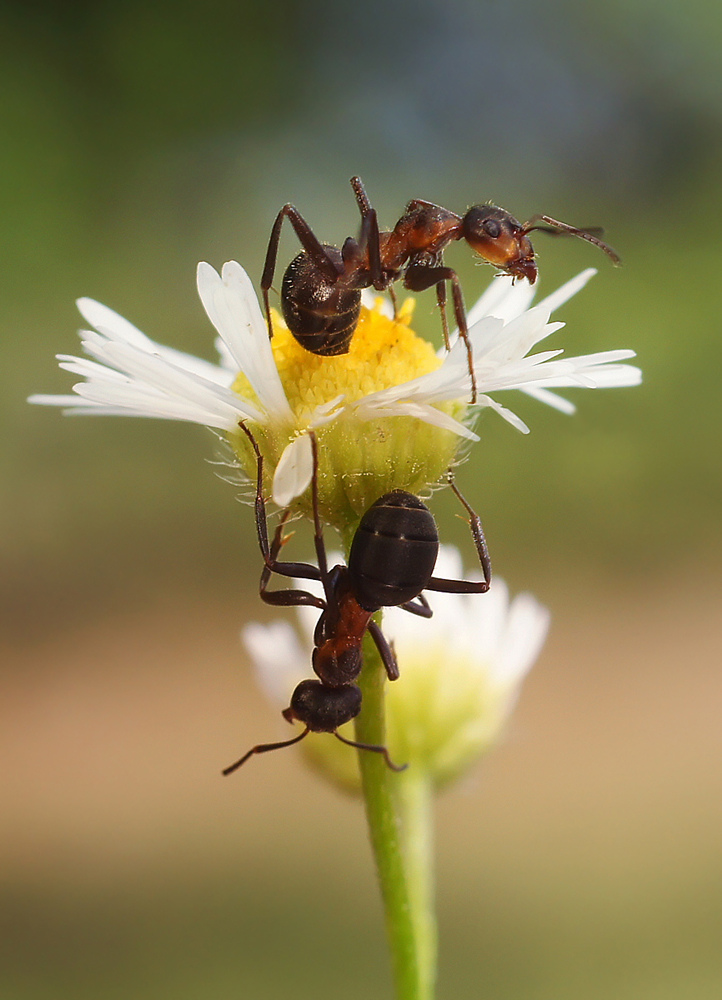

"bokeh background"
[3,1,722,997]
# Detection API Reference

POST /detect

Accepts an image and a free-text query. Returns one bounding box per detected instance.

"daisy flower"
[242,546,550,790]
[30,261,640,528]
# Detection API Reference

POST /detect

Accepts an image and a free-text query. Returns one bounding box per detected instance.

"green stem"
[355,628,437,1000]
[395,768,436,997]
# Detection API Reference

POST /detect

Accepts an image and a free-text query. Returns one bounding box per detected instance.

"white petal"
[534,268,596,315]
[242,621,307,705]
[354,398,480,441]
[78,297,235,387]
[273,434,314,506]
[518,386,577,414]
[361,288,394,318]
[196,261,294,421]
[307,395,346,428]
[76,298,153,348]
[465,275,536,327]
[495,594,551,687]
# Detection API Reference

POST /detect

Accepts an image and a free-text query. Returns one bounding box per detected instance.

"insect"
[260,176,621,403]
[222,424,492,775]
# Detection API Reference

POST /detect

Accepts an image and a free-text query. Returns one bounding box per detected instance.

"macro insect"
[261,176,621,403]
[222,424,492,775]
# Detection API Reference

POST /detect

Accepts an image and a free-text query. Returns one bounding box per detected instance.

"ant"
[223,424,492,775]
[261,176,620,404]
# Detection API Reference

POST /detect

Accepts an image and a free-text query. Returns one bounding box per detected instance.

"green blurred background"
[3,1,722,997]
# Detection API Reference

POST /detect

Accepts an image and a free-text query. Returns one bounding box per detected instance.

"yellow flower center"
[227,296,465,527]
[232,298,442,421]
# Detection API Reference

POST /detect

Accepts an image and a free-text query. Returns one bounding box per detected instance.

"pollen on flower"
[232,299,441,422]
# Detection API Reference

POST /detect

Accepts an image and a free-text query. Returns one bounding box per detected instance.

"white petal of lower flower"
[242,621,307,706]
[497,593,551,687]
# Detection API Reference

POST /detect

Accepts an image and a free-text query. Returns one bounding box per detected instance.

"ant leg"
[522,215,621,265]
[367,620,400,681]
[350,176,372,215]
[259,522,327,609]
[350,176,385,291]
[426,475,491,594]
[334,731,407,772]
[399,593,434,619]
[261,204,344,340]
[237,420,323,587]
[307,432,338,614]
[237,420,271,561]
[388,285,398,319]
[237,421,326,607]
[222,727,310,775]
[448,471,491,587]
[404,263,478,404]
[435,281,451,351]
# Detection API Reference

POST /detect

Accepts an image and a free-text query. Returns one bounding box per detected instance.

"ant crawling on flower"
[222,424,492,774]
[261,176,620,403]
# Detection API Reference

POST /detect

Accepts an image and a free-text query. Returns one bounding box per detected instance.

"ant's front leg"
[404,262,478,404]
[261,204,343,340]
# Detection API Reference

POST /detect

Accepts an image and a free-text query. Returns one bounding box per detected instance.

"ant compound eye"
[482,218,502,239]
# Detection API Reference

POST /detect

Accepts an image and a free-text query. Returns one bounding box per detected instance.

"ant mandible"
[222,424,492,775]
[261,176,621,404]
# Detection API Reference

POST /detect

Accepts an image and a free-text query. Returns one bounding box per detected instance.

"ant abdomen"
[348,490,439,610]
[284,679,362,732]
[281,248,361,356]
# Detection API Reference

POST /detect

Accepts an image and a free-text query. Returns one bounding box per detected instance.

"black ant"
[261,176,620,404]
[223,424,492,775]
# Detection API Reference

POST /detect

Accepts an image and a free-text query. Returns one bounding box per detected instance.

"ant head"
[285,679,362,732]
[462,204,538,284]
[312,643,362,687]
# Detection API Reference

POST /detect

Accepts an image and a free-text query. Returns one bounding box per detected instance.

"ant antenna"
[222,728,310,775]
[522,215,621,266]
[334,731,408,772]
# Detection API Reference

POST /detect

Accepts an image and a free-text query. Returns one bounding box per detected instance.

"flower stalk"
[356,629,437,1000]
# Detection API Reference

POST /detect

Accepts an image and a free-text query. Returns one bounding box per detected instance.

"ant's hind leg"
[447,473,491,587]
[350,176,384,291]
[334,731,407,772]
[399,593,434,619]
[261,204,343,340]
[367,620,400,681]
[425,473,491,595]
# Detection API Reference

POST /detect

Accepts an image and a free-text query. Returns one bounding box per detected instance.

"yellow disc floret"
[268,298,439,421]
[228,298,467,531]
